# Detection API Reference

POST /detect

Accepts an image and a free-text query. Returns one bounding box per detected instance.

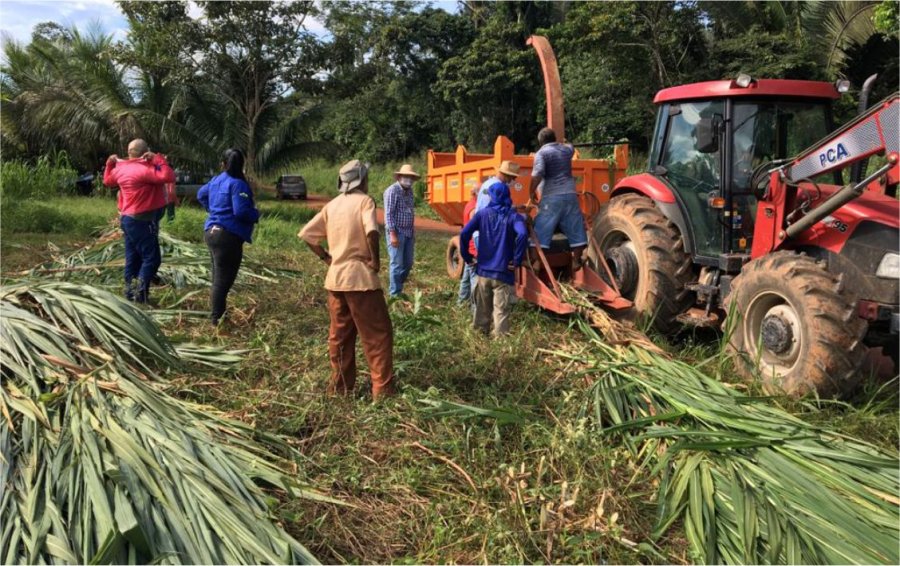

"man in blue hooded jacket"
[459,181,528,336]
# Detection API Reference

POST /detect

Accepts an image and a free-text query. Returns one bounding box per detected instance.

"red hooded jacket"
[103,155,175,216]
[463,196,477,256]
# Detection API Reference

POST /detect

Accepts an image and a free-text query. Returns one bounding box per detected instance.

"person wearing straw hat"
[471,161,521,292]
[298,159,396,400]
[383,163,420,298]
[475,160,521,214]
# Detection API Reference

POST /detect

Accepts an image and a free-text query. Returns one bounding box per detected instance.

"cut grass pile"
[553,309,899,564]
[0,281,326,564]
[25,229,301,292]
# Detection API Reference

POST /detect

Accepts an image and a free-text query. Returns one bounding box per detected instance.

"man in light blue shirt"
[476,160,521,213]
[472,160,521,252]
[528,127,588,270]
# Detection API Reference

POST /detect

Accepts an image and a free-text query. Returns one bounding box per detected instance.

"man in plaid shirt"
[384,164,419,298]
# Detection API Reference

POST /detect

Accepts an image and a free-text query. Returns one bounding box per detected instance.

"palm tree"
[2,19,321,179]
[803,0,882,74]
[1,25,146,169]
[2,24,223,172]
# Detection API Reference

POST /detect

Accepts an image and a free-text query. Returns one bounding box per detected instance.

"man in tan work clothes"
[298,160,395,399]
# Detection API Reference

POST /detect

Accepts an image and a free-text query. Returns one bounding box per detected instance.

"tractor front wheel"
[589,194,693,333]
[726,251,867,397]
[446,236,464,279]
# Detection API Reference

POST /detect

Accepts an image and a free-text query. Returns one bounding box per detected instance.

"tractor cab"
[646,78,841,260]
[601,75,899,396]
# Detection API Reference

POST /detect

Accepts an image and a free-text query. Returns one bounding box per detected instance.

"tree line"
[1,0,897,180]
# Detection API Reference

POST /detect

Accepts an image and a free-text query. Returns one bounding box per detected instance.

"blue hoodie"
[459,182,528,285]
[198,172,260,243]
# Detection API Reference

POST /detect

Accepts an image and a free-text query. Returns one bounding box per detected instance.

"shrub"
[1,153,91,234]
[0,153,78,201]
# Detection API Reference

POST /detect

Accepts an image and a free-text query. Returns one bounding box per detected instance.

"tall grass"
[0,153,78,201]
[0,154,111,235]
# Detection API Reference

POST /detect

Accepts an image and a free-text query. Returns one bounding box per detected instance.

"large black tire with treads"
[589,194,693,333]
[726,251,867,397]
[446,236,464,279]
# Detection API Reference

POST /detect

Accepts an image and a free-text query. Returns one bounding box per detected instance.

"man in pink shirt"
[103,138,175,303]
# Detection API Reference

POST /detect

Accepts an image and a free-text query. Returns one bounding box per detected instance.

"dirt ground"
[300,193,459,234]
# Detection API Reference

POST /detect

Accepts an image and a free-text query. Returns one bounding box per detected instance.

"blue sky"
[1,0,130,44]
[0,1,460,46]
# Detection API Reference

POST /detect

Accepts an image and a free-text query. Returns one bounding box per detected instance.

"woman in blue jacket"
[197,149,260,325]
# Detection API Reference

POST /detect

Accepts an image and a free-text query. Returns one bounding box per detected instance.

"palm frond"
[551,293,899,564]
[803,0,879,73]
[25,228,300,289]
[0,281,328,564]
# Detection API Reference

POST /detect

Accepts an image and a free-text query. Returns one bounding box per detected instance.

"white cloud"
[305,15,327,36]
[0,0,127,45]
[186,1,203,21]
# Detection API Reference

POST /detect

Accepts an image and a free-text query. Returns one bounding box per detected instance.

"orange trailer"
[426,135,631,314]
[426,35,633,315]
[426,135,629,228]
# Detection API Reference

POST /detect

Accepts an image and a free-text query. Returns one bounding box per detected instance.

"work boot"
[134,288,149,304]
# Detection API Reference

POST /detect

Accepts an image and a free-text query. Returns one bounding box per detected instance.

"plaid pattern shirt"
[383,182,415,237]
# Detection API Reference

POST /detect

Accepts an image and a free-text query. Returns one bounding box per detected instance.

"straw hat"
[394,164,421,178]
[338,159,369,193]
[497,160,520,178]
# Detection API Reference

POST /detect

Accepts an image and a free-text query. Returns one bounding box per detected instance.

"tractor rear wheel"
[726,251,867,397]
[446,236,464,279]
[589,194,693,333]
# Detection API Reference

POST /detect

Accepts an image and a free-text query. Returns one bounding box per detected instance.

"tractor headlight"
[876,253,900,279]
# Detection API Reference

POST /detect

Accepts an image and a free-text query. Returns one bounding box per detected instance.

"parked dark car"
[75,172,95,195]
[275,174,307,199]
[174,170,212,200]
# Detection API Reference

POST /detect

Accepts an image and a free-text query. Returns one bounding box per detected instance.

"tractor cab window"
[732,100,830,189]
[660,100,725,258]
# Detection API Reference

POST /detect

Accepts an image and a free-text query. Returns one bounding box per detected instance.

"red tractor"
[593,77,899,395]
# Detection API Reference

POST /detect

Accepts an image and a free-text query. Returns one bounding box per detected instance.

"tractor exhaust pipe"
[850,74,878,183]
[785,162,893,239]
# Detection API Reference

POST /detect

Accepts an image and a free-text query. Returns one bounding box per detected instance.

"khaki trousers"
[327,290,395,399]
[473,277,513,337]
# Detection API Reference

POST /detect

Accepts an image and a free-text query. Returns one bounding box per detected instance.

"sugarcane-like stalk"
[552,285,899,564]
[1,281,327,564]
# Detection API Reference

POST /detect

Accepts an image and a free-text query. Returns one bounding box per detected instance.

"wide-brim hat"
[497,160,520,177]
[339,159,369,193]
[394,164,421,178]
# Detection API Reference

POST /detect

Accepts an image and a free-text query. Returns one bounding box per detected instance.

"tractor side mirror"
[695,117,719,153]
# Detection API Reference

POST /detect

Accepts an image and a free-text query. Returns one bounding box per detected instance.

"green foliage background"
[2,0,898,179]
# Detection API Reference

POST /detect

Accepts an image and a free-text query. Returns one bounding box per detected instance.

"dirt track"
[299,193,459,235]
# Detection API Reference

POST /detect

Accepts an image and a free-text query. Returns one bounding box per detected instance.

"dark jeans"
[121,214,162,303]
[205,225,244,323]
